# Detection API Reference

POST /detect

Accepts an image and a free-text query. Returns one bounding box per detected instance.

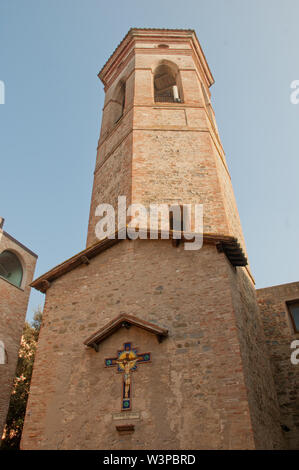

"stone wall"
[228,267,285,448]
[22,239,283,450]
[22,239,259,450]
[257,282,299,449]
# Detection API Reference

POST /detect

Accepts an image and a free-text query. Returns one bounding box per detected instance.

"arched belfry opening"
[0,250,23,288]
[113,80,126,124]
[154,61,182,103]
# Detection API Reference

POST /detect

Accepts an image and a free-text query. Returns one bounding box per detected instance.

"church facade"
[21,29,299,449]
[0,217,37,436]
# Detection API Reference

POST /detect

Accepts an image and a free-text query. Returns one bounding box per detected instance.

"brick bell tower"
[22,29,285,450]
[86,28,246,249]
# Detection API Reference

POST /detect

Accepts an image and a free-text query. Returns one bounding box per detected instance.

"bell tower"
[86,29,245,249]
[22,29,286,450]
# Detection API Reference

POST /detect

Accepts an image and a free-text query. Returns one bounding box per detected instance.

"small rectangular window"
[169,205,184,232]
[287,301,299,333]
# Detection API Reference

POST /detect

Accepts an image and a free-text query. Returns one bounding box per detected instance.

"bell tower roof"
[98,28,214,89]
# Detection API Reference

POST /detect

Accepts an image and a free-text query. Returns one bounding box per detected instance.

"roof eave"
[30,230,247,293]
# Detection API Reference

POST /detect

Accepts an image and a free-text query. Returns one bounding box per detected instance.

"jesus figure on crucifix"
[105,342,151,410]
[116,353,137,398]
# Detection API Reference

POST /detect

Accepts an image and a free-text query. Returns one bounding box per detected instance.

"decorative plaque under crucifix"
[105,342,151,410]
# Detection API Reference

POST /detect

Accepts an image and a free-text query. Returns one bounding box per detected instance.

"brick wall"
[86,30,248,255]
[0,230,37,435]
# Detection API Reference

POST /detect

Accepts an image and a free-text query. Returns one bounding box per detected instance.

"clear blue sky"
[1,0,299,322]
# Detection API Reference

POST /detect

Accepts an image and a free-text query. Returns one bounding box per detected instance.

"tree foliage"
[1,308,42,450]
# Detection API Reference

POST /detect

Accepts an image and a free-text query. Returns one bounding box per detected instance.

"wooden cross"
[105,342,151,410]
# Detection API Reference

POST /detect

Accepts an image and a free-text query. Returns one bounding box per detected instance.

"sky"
[0,0,298,322]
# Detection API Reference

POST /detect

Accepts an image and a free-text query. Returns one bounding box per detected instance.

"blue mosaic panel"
[122,399,131,410]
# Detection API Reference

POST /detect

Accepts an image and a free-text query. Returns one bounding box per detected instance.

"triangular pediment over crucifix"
[83,313,168,352]
[84,314,168,413]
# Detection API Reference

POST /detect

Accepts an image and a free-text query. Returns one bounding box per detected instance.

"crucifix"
[105,342,151,410]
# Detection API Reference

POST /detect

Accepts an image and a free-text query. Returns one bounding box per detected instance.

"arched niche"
[0,250,23,288]
[153,60,183,103]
